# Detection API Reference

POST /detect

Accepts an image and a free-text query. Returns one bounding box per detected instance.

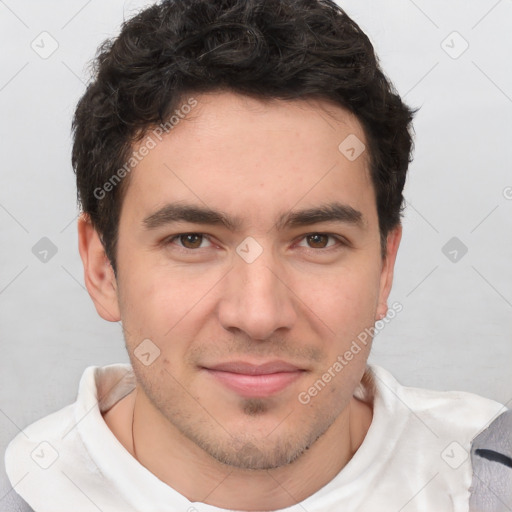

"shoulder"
[326,366,508,508]
[368,364,505,433]
[4,401,78,512]
[365,365,506,478]
[4,365,101,473]
[4,364,134,512]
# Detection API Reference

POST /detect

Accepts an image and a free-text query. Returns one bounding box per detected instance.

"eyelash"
[164,232,347,253]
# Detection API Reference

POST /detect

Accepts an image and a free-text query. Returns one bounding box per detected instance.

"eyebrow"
[142,201,365,232]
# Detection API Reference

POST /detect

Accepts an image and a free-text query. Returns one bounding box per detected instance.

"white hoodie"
[4,364,506,512]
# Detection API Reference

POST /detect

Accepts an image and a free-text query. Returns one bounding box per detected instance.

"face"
[89,92,400,470]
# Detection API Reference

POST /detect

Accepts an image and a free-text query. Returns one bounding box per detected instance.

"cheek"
[294,260,381,332]
[118,272,198,384]
[118,250,192,315]
[117,262,223,357]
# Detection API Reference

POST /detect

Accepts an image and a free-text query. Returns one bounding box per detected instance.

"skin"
[78,91,402,510]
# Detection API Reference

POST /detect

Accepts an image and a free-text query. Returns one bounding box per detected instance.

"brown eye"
[176,233,206,249]
[295,233,346,253]
[306,234,331,249]
[162,232,216,257]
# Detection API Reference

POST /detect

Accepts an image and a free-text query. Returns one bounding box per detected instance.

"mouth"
[201,360,307,398]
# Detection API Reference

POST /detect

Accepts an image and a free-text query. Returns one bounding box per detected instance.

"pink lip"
[203,361,305,398]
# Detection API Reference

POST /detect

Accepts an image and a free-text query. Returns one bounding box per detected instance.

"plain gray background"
[1,0,511,504]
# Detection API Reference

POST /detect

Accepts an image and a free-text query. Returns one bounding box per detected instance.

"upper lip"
[204,361,304,375]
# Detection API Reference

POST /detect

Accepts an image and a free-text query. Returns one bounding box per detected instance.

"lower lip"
[204,369,304,398]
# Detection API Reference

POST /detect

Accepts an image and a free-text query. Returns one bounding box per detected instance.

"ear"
[375,225,402,321]
[77,213,121,322]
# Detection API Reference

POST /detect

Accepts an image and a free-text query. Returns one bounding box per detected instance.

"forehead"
[122,91,376,227]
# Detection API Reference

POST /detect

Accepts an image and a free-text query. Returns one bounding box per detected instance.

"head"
[74,0,414,470]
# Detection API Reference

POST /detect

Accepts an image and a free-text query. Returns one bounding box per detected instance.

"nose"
[217,248,297,341]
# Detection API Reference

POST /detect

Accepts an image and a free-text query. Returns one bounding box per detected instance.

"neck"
[127,386,372,510]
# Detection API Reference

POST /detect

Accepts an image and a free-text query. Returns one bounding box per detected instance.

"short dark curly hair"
[72,0,415,274]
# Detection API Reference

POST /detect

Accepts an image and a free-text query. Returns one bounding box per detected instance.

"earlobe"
[77,213,121,322]
[375,225,402,322]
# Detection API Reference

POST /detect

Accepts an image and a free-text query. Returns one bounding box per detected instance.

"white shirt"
[4,364,506,512]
